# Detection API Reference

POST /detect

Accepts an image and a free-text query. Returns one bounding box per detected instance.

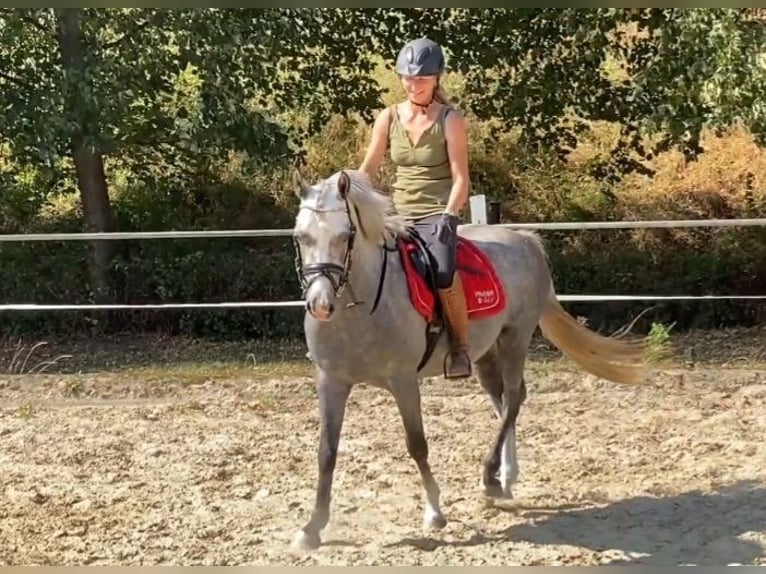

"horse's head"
[292,169,359,321]
[292,168,409,322]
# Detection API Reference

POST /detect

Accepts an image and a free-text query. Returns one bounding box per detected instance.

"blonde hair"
[433,84,455,108]
[431,73,458,109]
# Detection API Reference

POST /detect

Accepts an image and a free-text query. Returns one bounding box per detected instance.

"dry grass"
[2,340,72,375]
[629,126,766,217]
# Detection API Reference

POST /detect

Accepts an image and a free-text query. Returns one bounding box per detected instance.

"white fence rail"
[0,294,765,313]
[0,210,764,311]
[1,217,766,242]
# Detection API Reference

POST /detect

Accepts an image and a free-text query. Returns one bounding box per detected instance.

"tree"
[0,8,391,300]
[314,8,766,184]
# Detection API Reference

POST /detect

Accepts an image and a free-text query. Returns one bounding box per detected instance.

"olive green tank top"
[388,104,453,220]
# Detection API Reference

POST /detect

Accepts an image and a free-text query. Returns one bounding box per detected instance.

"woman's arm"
[444,110,470,216]
[358,107,392,181]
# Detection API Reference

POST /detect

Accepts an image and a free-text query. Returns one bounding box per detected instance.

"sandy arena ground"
[1,333,765,566]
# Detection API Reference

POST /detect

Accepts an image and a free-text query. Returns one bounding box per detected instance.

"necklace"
[409,99,432,115]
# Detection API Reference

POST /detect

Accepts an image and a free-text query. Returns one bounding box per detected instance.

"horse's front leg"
[293,370,352,550]
[388,375,447,530]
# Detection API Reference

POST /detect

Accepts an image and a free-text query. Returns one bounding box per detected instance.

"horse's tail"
[538,288,647,385]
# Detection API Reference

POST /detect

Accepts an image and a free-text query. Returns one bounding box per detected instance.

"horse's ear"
[292,168,307,199]
[338,170,350,200]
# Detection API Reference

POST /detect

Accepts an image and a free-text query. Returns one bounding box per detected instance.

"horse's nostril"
[306,300,311,312]
[327,303,335,315]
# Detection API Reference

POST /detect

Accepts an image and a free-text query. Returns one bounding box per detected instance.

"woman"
[359,37,472,379]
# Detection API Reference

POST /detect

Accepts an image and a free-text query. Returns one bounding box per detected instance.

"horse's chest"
[306,312,424,378]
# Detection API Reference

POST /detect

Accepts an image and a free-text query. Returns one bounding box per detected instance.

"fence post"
[488,200,501,224]
[469,194,487,224]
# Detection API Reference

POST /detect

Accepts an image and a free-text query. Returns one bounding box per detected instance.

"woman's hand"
[434,212,460,243]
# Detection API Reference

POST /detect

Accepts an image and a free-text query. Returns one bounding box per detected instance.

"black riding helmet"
[395,37,445,77]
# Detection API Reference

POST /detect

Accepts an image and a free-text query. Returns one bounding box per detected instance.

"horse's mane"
[339,169,411,244]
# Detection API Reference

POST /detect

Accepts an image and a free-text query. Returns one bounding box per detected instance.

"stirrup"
[444,349,472,379]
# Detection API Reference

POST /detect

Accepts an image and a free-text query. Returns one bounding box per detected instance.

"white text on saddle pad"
[475,289,498,304]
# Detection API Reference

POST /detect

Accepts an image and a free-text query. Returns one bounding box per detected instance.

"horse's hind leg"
[476,345,504,418]
[389,376,447,530]
[476,345,511,497]
[481,330,529,499]
[475,347,507,497]
[294,372,352,550]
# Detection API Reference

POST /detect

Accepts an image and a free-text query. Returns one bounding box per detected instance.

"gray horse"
[290,168,646,550]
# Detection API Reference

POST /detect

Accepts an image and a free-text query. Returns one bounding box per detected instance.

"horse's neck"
[336,235,393,317]
[350,238,386,297]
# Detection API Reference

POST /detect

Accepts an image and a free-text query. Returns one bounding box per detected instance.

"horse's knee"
[318,444,338,473]
[504,374,527,407]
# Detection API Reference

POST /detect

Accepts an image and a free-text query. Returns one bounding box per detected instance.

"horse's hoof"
[499,486,515,500]
[423,510,447,530]
[292,529,321,551]
[482,481,505,500]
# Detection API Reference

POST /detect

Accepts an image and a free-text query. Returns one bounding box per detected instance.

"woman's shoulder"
[442,105,467,131]
[376,104,401,121]
[441,102,463,119]
[370,105,396,131]
[378,103,397,115]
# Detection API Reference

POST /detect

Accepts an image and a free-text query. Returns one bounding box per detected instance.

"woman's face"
[400,75,438,104]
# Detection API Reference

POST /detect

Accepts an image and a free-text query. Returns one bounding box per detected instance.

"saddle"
[397,228,506,371]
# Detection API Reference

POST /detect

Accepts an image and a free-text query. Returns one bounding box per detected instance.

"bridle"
[293,200,357,302]
[292,177,391,315]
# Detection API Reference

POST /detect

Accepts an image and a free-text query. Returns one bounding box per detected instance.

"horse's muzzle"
[307,298,335,321]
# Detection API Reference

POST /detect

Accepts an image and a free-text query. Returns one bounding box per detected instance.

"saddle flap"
[398,234,506,324]
[405,229,439,292]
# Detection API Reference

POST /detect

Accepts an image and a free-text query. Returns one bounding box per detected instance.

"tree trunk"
[55,8,115,303]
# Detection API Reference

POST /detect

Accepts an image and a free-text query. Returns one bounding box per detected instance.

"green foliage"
[445,9,765,182]
[1,9,279,174]
[646,322,673,363]
[266,8,765,184]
